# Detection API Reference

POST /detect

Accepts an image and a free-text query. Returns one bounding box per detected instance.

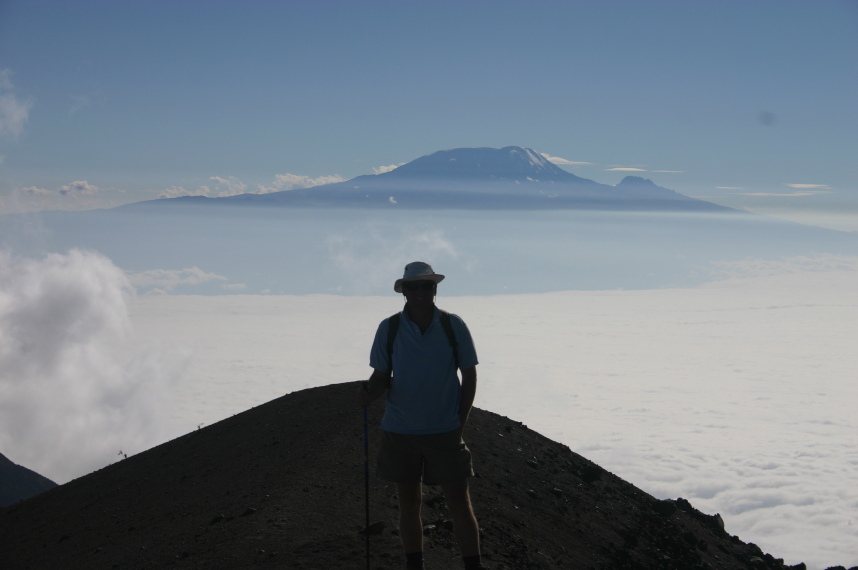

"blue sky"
[0,0,856,229]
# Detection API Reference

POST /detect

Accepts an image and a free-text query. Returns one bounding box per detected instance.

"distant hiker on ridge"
[359,261,484,570]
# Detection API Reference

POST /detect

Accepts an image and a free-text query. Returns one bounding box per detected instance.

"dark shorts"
[377,429,474,486]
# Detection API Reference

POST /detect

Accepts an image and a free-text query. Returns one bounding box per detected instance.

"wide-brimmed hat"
[394,261,445,293]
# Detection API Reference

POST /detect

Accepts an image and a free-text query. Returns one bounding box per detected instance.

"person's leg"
[397,481,424,567]
[440,479,480,558]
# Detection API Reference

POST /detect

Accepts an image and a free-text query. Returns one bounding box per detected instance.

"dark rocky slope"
[0,452,57,507]
[0,382,820,569]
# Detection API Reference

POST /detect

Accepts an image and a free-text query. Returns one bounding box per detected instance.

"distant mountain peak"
[617,175,657,187]
[133,145,735,213]
[380,145,585,182]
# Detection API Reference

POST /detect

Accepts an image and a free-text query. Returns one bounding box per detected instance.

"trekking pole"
[362,383,371,570]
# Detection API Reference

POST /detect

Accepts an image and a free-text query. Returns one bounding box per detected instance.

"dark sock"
[463,553,483,570]
[405,551,424,569]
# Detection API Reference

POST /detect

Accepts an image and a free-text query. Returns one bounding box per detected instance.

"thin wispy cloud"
[127,266,228,295]
[326,223,458,294]
[742,191,831,198]
[540,153,593,166]
[68,89,102,116]
[785,183,831,190]
[604,167,647,172]
[0,69,32,140]
[736,183,834,198]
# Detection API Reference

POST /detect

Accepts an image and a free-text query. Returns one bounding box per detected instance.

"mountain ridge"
[0,382,817,570]
[0,452,57,507]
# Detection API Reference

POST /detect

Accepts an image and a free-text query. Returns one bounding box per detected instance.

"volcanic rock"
[0,382,813,569]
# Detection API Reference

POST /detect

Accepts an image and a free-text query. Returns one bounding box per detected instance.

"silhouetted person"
[359,261,484,570]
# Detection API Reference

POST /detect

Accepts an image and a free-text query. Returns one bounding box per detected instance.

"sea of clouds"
[0,247,855,569]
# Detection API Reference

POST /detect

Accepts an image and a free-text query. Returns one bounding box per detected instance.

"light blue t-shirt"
[369,307,478,435]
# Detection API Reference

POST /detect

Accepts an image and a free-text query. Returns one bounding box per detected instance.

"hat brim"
[394,274,444,293]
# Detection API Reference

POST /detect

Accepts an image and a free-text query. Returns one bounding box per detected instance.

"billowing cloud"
[5,180,115,214]
[158,176,248,199]
[256,173,345,194]
[540,153,593,166]
[127,266,228,294]
[59,180,100,196]
[157,172,344,200]
[373,163,404,174]
[208,176,247,197]
[22,185,53,196]
[158,185,204,199]
[0,249,182,483]
[0,69,33,140]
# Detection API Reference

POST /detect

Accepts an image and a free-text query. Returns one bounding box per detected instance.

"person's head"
[394,261,444,297]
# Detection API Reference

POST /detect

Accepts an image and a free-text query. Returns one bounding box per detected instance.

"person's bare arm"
[458,366,477,429]
[358,368,391,406]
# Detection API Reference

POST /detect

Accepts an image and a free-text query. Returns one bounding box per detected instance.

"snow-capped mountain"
[383,146,585,182]
[130,146,733,212]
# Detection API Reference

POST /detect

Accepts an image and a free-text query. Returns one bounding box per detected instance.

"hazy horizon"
[1,1,856,230]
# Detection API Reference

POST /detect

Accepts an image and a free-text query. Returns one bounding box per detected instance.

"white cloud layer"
[125,264,856,570]
[0,249,183,483]
[704,254,858,280]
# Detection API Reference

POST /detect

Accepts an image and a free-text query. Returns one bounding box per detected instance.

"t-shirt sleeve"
[369,318,391,372]
[451,314,479,370]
